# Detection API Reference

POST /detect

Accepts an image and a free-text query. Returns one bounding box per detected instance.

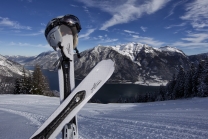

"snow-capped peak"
[109,42,155,61]
[110,42,144,60]
[159,46,185,55]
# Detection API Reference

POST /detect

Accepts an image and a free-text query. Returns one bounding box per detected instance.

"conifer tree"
[197,60,208,97]
[166,74,176,100]
[173,65,185,99]
[30,64,53,96]
[21,67,27,94]
[184,63,195,97]
[25,72,33,94]
[158,85,166,101]
[14,78,21,94]
[192,60,205,96]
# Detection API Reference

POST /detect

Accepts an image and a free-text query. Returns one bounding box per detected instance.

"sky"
[0,0,208,56]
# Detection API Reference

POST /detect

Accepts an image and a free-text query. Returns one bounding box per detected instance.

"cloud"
[124,30,139,35]
[181,33,208,43]
[165,23,186,29]
[9,42,50,48]
[172,41,208,50]
[79,28,96,39]
[140,26,147,32]
[136,36,165,47]
[19,29,44,36]
[0,17,32,30]
[41,23,46,26]
[173,28,186,34]
[171,32,208,50]
[164,0,188,19]
[77,0,170,30]
[99,38,118,43]
[180,0,208,29]
[70,4,79,7]
[93,34,118,43]
[123,31,164,47]
[127,34,165,47]
[82,6,95,23]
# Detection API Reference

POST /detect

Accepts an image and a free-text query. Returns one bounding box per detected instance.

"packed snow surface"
[0,95,208,139]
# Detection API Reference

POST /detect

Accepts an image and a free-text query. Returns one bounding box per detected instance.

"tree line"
[115,60,208,103]
[0,76,17,94]
[14,65,54,96]
[163,60,208,100]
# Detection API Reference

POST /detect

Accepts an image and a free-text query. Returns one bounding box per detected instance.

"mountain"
[23,51,58,69]
[74,43,190,85]
[4,55,36,65]
[20,42,191,86]
[0,54,26,78]
[188,52,208,66]
[74,46,140,83]
[0,54,31,93]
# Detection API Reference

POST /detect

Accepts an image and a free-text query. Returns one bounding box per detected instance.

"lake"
[26,66,159,103]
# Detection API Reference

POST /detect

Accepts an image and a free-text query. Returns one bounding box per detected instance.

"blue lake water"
[26,66,159,103]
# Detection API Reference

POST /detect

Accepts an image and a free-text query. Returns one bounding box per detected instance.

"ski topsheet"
[30,59,115,139]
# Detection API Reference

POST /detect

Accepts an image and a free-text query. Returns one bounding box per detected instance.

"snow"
[0,94,208,139]
[0,54,23,76]
[110,43,186,62]
[110,42,144,61]
[159,46,185,56]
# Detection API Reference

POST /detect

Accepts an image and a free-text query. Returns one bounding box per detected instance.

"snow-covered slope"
[158,46,186,56]
[0,94,208,139]
[0,54,25,77]
[111,42,144,61]
[24,51,57,69]
[110,42,186,61]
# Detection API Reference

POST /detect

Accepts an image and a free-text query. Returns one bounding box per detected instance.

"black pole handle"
[74,48,81,58]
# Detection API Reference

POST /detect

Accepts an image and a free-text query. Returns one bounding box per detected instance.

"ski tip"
[100,59,115,66]
[99,59,115,73]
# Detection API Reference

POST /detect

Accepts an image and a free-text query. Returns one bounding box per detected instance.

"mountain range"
[4,42,208,86]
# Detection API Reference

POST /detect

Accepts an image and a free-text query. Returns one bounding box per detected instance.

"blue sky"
[0,0,208,56]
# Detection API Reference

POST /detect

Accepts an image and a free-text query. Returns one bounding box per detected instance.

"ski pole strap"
[74,48,81,58]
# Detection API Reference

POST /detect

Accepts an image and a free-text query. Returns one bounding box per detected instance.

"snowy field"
[0,95,208,139]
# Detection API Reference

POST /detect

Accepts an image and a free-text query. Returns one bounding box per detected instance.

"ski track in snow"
[0,95,208,139]
[0,107,46,127]
[77,100,208,139]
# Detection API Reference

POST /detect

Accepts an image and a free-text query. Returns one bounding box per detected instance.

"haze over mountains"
[4,42,208,86]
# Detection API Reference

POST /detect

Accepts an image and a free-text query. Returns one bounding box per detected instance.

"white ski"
[30,59,115,139]
[56,33,78,139]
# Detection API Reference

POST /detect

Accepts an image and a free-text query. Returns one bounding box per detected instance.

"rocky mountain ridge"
[5,42,198,86]
[73,44,190,85]
[5,42,207,86]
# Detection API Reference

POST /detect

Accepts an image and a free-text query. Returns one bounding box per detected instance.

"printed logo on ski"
[66,43,71,55]
[91,80,102,93]
[50,33,56,40]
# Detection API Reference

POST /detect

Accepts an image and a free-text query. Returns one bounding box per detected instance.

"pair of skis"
[30,34,115,138]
